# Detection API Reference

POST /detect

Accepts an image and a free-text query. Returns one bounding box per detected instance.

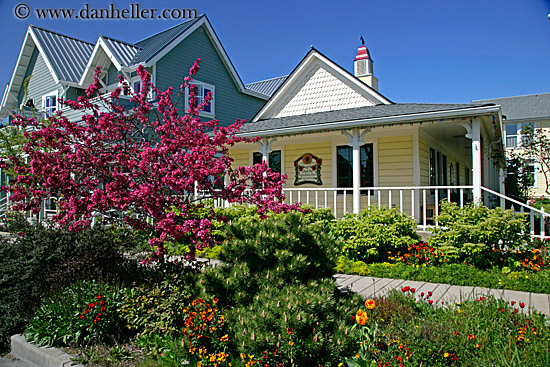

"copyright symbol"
[14,3,30,19]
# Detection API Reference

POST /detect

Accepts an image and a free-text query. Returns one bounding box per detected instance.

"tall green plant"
[332,206,420,263]
[429,201,528,268]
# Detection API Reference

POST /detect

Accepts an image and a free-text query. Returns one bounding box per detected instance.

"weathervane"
[360,35,365,45]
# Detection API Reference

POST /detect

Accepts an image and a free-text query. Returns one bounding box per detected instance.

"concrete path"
[334,273,550,317]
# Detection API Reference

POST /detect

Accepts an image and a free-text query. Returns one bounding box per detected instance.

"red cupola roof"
[354,45,372,61]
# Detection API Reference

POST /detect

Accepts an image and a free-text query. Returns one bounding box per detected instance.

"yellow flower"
[444,352,450,358]
[365,299,376,310]
[289,341,294,346]
[356,309,368,325]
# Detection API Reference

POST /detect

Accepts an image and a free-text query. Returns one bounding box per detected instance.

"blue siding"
[155,25,265,126]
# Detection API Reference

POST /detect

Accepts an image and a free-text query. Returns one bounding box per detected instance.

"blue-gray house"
[0,15,270,125]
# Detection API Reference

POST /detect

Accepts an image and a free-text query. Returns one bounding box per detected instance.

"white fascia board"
[2,29,35,110]
[240,105,502,138]
[252,51,391,122]
[144,16,268,101]
[79,37,123,86]
[28,27,60,84]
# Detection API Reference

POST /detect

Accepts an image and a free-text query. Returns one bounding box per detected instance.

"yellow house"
[231,46,507,226]
[473,94,550,199]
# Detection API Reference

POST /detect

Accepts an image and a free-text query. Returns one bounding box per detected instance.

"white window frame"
[526,159,538,189]
[504,122,536,149]
[185,80,215,118]
[42,90,58,116]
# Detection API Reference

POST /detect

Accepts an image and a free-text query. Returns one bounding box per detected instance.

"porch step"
[415,229,434,242]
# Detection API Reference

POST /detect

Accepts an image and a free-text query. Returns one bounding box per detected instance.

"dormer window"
[185,80,215,117]
[42,91,57,116]
[133,80,141,94]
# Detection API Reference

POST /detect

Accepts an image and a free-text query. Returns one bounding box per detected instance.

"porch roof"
[238,102,498,137]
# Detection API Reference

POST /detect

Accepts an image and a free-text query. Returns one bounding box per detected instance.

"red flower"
[429,300,434,305]
[410,288,416,293]
[511,301,515,306]
[421,292,425,296]
[427,291,433,297]
[402,286,410,292]
[519,302,525,308]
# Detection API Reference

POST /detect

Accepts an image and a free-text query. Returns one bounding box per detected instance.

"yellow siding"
[285,142,332,188]
[229,149,249,168]
[419,137,430,186]
[378,135,413,186]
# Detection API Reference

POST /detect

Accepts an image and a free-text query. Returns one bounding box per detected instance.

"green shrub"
[332,207,420,263]
[0,218,141,353]
[122,262,200,338]
[25,280,128,347]
[429,201,529,268]
[201,212,338,306]
[225,279,362,366]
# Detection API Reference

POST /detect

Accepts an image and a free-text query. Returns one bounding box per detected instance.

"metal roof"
[245,75,287,97]
[132,18,198,64]
[240,103,496,135]
[472,93,550,121]
[30,25,94,83]
[100,36,141,67]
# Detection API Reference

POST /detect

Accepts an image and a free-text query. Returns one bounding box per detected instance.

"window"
[526,160,537,188]
[253,151,281,173]
[185,81,215,116]
[505,123,536,149]
[42,92,57,116]
[133,80,141,94]
[337,144,374,192]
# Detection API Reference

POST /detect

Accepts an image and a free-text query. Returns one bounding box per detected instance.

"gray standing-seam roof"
[473,93,550,121]
[245,75,288,97]
[100,36,142,67]
[30,25,94,83]
[131,18,198,64]
[240,103,496,135]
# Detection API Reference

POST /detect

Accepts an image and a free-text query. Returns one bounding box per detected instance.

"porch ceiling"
[420,120,472,151]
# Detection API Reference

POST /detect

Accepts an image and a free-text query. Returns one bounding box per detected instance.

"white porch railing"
[1,185,549,240]
[283,185,474,230]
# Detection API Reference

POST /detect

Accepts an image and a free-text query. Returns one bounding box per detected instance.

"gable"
[155,25,265,125]
[252,49,392,122]
[270,64,375,118]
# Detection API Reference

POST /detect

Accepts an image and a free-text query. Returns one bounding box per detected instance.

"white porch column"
[472,118,482,203]
[499,167,506,209]
[342,128,369,214]
[257,138,277,163]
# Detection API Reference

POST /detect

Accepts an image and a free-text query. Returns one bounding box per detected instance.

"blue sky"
[0,0,549,103]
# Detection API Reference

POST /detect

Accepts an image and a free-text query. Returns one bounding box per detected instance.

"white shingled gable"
[271,65,374,118]
[252,49,391,122]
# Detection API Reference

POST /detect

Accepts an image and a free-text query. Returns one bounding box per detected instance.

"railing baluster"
[399,190,403,213]
[388,190,392,208]
[530,210,535,236]
[334,190,337,217]
[411,189,415,220]
[378,190,381,209]
[306,190,310,205]
[435,189,439,226]
[324,191,328,209]
[368,190,371,207]
[423,190,427,231]
[343,190,347,214]
[541,207,546,238]
[298,191,301,204]
[315,191,318,209]
[460,189,464,208]
[289,191,293,204]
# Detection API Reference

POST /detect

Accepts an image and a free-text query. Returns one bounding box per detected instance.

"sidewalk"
[334,273,550,316]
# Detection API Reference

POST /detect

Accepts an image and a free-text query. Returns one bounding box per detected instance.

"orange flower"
[365,299,376,310]
[356,309,368,325]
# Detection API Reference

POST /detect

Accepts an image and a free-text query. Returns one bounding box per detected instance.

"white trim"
[28,27,60,84]
[184,80,215,118]
[252,50,392,122]
[79,37,123,86]
[144,16,268,101]
[41,89,59,115]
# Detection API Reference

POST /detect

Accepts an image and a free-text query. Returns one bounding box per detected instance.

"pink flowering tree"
[2,59,294,261]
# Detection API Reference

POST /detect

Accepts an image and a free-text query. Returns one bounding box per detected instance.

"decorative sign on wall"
[294,153,322,186]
